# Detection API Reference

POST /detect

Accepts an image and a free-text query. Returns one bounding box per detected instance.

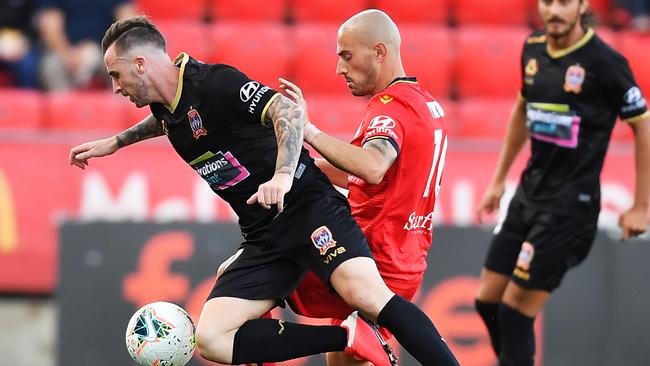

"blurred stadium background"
[1,0,649,365]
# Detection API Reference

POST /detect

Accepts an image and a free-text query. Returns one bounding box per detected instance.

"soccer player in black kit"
[474,1,650,365]
[69,16,459,366]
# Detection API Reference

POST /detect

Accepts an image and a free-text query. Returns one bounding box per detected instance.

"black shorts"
[208,166,372,302]
[484,198,599,292]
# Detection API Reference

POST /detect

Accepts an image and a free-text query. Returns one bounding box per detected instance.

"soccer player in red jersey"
[278,9,453,366]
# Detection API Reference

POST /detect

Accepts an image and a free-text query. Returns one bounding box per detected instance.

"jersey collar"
[387,76,417,88]
[167,52,190,113]
[547,28,594,59]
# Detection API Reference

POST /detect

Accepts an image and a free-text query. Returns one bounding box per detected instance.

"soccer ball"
[125,301,196,366]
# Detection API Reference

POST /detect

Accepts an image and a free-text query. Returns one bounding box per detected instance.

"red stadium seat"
[455,26,529,98]
[400,26,451,99]
[618,31,650,99]
[455,0,528,26]
[0,90,44,131]
[456,98,515,139]
[374,0,449,25]
[155,21,210,62]
[209,22,289,87]
[292,0,369,23]
[306,95,368,140]
[291,24,350,95]
[210,0,287,22]
[45,92,128,131]
[135,0,205,21]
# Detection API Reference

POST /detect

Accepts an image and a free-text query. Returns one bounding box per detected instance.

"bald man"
[273,9,457,366]
[68,15,458,366]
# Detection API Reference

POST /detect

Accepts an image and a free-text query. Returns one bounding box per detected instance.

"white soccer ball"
[125,301,196,366]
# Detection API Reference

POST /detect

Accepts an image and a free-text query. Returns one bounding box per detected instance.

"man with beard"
[474,1,650,365]
[69,15,458,366]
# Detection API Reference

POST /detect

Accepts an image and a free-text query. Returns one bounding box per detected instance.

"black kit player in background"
[474,0,650,365]
[68,16,459,366]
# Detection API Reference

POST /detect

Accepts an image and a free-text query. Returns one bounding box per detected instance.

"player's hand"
[279,78,321,144]
[618,206,649,241]
[279,77,307,112]
[69,136,119,169]
[477,181,505,223]
[246,172,293,212]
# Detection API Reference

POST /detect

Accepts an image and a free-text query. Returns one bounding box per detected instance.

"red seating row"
[0,91,637,142]
[155,23,650,99]
[136,0,613,25]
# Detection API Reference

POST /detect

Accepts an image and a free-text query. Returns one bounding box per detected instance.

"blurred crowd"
[0,0,648,91]
[0,0,135,90]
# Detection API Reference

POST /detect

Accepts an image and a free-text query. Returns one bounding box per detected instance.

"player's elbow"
[358,167,385,185]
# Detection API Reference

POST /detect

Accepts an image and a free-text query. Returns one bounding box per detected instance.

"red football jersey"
[348,78,448,287]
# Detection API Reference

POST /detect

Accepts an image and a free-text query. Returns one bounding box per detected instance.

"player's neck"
[547,24,586,53]
[373,67,406,95]
[154,63,182,107]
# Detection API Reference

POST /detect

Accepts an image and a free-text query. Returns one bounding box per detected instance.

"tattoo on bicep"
[364,138,398,166]
[266,95,304,175]
[116,115,163,148]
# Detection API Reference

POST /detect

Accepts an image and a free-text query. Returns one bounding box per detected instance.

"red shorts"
[287,271,420,339]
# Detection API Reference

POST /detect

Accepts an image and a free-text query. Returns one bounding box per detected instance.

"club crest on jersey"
[524,58,538,85]
[564,64,585,94]
[311,226,337,255]
[379,95,393,104]
[188,106,207,139]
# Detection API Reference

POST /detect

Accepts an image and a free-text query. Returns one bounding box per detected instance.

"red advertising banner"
[0,139,640,293]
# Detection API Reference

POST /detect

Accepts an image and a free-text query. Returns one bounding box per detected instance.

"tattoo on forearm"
[364,138,398,166]
[266,95,304,175]
[116,115,163,148]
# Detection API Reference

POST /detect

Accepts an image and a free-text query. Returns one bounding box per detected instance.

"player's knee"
[195,327,231,363]
[339,278,393,319]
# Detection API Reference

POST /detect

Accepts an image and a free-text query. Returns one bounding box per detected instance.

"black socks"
[377,295,460,366]
[475,299,501,356]
[499,303,535,366]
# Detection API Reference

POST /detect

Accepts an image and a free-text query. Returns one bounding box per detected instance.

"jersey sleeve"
[360,98,407,155]
[203,65,279,125]
[604,52,649,122]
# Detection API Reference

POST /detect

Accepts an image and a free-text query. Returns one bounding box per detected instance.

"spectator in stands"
[36,0,135,91]
[0,0,40,88]
[625,0,650,31]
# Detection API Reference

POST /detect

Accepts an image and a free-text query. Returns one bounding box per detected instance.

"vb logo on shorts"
[311,226,337,255]
[514,241,535,281]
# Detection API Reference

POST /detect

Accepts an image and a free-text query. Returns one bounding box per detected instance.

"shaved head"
[335,9,405,96]
[338,9,401,55]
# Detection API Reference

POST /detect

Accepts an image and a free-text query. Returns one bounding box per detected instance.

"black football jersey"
[515,28,649,213]
[149,53,314,236]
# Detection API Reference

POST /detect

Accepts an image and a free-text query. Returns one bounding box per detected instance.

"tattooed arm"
[264,94,305,175]
[69,114,162,169]
[246,95,305,212]
[115,114,164,148]
[278,77,397,185]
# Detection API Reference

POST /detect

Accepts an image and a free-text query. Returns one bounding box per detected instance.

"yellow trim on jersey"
[260,93,281,126]
[547,28,594,59]
[529,102,570,112]
[167,52,190,113]
[623,111,650,123]
[363,135,392,144]
[527,34,547,44]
